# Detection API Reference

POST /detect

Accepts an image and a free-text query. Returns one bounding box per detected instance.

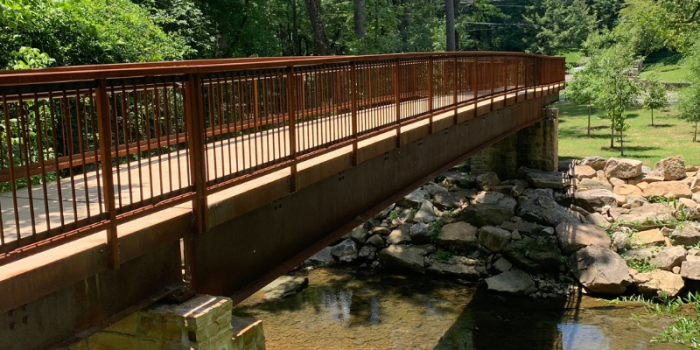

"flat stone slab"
[555,222,611,254]
[263,276,309,301]
[485,269,536,296]
[437,222,477,249]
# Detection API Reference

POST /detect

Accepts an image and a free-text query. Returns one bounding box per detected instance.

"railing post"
[286,66,298,192]
[185,72,208,234]
[428,56,434,134]
[95,79,119,269]
[489,56,494,111]
[351,62,358,166]
[453,56,458,124]
[394,58,401,147]
[515,57,520,103]
[472,56,477,103]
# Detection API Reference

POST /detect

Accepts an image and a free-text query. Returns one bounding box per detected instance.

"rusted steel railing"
[0,52,565,267]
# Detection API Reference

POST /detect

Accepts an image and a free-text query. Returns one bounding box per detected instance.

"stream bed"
[233,267,687,350]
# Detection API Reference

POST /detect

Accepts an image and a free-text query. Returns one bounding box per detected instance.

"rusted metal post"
[286,66,298,192]
[489,56,494,111]
[515,57,520,103]
[351,62,358,166]
[428,56,434,134]
[95,79,120,269]
[453,56,458,124]
[394,58,401,147]
[253,79,259,133]
[185,72,209,234]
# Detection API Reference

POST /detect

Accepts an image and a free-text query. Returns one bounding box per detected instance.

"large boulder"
[502,237,563,272]
[426,256,485,279]
[331,239,358,262]
[517,195,579,226]
[358,246,378,260]
[500,220,545,236]
[473,191,517,212]
[613,203,674,225]
[582,156,607,170]
[441,171,476,188]
[433,191,465,210]
[347,225,370,245]
[526,171,568,189]
[397,189,429,208]
[366,234,385,248]
[572,165,597,181]
[604,158,643,180]
[569,245,632,295]
[308,247,336,265]
[458,203,513,227]
[566,189,617,212]
[379,245,425,274]
[650,246,687,271]
[578,178,612,191]
[643,181,692,199]
[437,222,477,249]
[413,201,438,223]
[409,223,432,245]
[631,229,666,247]
[263,276,309,301]
[670,224,700,246]
[477,226,512,252]
[485,269,537,296]
[631,269,685,298]
[555,222,612,254]
[654,156,686,181]
[476,172,500,190]
[387,225,412,245]
[681,261,700,280]
[613,184,643,196]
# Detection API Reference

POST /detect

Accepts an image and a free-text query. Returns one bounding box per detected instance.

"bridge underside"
[0,86,560,350]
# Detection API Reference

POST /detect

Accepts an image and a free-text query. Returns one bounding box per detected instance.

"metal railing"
[0,52,565,267]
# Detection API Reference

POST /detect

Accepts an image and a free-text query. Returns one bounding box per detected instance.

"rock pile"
[300,155,700,299]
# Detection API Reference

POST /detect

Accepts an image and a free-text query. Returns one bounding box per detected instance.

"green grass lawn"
[555,101,700,167]
[639,50,689,83]
[563,51,584,66]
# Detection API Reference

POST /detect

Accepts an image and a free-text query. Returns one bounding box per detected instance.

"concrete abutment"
[471,94,560,178]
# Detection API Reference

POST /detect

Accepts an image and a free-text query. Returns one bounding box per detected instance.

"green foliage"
[434,248,454,261]
[387,210,399,221]
[642,75,668,126]
[0,0,190,68]
[428,218,446,242]
[678,38,700,142]
[522,0,596,55]
[572,43,640,154]
[624,256,656,272]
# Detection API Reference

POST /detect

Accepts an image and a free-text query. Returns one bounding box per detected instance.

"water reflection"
[233,268,685,350]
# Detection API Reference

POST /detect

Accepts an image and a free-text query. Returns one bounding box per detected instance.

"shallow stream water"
[233,268,687,350]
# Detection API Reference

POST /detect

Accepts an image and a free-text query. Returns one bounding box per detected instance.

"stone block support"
[65,295,265,350]
[471,107,559,179]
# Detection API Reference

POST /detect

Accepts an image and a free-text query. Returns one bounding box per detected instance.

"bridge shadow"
[433,285,583,350]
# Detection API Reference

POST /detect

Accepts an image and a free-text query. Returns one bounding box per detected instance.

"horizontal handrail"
[0,52,565,267]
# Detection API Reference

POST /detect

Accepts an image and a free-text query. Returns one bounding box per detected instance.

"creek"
[233,267,686,350]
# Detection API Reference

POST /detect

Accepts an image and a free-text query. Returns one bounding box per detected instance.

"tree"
[566,69,596,136]
[678,38,700,142]
[577,43,639,153]
[642,75,668,126]
[445,0,455,51]
[523,0,596,55]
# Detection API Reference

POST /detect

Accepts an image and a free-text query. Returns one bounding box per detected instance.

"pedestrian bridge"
[0,52,564,349]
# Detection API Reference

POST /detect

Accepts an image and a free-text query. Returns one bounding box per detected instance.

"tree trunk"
[446,0,456,51]
[651,108,654,126]
[293,0,301,55]
[620,128,624,156]
[304,0,330,55]
[695,121,698,142]
[587,105,591,136]
[610,107,615,148]
[353,0,366,39]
